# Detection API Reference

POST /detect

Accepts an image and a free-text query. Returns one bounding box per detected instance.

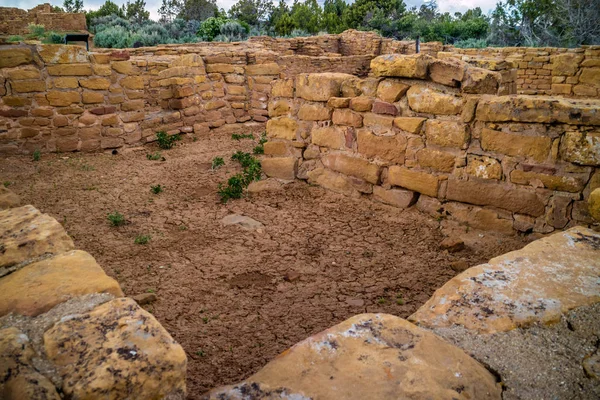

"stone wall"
[0,4,87,36]
[446,45,600,97]
[0,197,187,398]
[262,54,600,234]
[0,43,281,154]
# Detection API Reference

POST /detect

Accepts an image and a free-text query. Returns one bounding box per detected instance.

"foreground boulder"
[204,313,501,399]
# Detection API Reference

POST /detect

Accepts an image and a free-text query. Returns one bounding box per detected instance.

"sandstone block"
[373,186,418,208]
[44,298,187,399]
[205,314,501,400]
[120,76,145,90]
[262,157,297,180]
[263,141,288,156]
[111,61,137,75]
[47,64,92,76]
[327,97,350,108]
[307,168,362,198]
[266,117,298,140]
[349,96,373,112]
[296,73,354,101]
[407,86,463,115]
[370,54,430,78]
[578,68,600,85]
[0,47,32,68]
[357,129,406,164]
[82,91,104,104]
[481,128,551,163]
[428,58,466,87]
[560,131,600,166]
[0,205,74,273]
[0,250,123,317]
[11,80,46,93]
[271,79,294,97]
[298,103,332,121]
[410,227,600,333]
[80,77,111,90]
[332,108,363,127]
[46,91,81,106]
[388,166,439,197]
[371,100,397,115]
[51,77,79,89]
[37,44,88,64]
[510,170,584,192]
[589,188,600,221]
[446,177,545,216]
[462,67,501,94]
[424,120,469,149]
[376,79,409,102]
[246,63,280,75]
[311,126,346,149]
[416,148,456,172]
[363,113,394,128]
[268,99,291,117]
[393,117,426,133]
[552,53,584,76]
[322,154,380,184]
[466,155,502,180]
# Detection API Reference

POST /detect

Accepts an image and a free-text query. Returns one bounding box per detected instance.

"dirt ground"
[0,131,532,398]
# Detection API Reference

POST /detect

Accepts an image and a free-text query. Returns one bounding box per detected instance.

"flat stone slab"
[221,214,265,230]
[0,205,74,275]
[410,226,600,333]
[203,313,501,399]
[0,250,123,317]
[43,297,187,399]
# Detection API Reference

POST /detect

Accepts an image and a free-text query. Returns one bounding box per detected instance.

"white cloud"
[0,0,498,23]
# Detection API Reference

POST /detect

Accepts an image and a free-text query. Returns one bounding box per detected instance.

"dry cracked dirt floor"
[0,129,533,398]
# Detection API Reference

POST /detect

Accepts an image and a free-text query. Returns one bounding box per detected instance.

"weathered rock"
[376,79,409,102]
[0,47,32,68]
[0,327,61,399]
[393,116,426,133]
[296,73,355,101]
[560,131,600,166]
[417,148,456,172]
[311,126,346,149]
[132,292,158,305]
[271,79,294,98]
[36,44,89,64]
[388,167,440,197]
[266,117,298,140]
[349,96,373,112]
[450,260,469,272]
[262,157,297,180]
[0,205,74,274]
[466,155,502,180]
[204,314,501,400]
[43,297,187,399]
[552,53,584,76]
[428,58,466,87]
[372,186,418,208]
[440,237,465,253]
[248,179,283,193]
[322,154,380,184]
[370,54,430,79]
[307,168,362,198]
[410,227,600,333]
[0,186,20,209]
[357,129,406,164]
[407,86,463,115]
[589,188,600,221]
[424,120,469,149]
[332,108,363,127]
[298,103,332,121]
[481,128,552,163]
[461,67,501,95]
[0,250,123,317]
[222,214,265,230]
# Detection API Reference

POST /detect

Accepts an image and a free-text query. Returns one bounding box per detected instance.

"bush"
[8,35,23,42]
[453,38,488,48]
[107,211,126,226]
[156,131,180,149]
[198,17,228,41]
[28,24,45,37]
[94,25,131,48]
[43,32,65,44]
[219,21,247,41]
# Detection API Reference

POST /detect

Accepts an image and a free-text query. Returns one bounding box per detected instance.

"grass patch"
[32,150,41,162]
[231,133,254,141]
[156,131,181,150]
[150,184,163,194]
[146,152,162,160]
[107,211,125,227]
[211,157,225,170]
[135,234,151,245]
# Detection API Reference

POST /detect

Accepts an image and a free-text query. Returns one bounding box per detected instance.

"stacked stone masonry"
[0,197,187,398]
[0,4,87,36]
[263,54,600,234]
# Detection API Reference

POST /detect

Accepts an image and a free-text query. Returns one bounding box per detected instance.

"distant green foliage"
[94,25,132,48]
[453,38,488,48]
[156,131,180,149]
[43,32,66,44]
[8,35,24,42]
[107,211,126,226]
[28,24,46,37]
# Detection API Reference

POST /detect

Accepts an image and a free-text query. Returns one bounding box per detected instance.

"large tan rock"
[357,129,407,164]
[307,168,363,198]
[590,188,600,221]
[407,86,463,115]
[0,250,123,317]
[416,148,456,172]
[461,67,501,94]
[552,53,584,76]
[376,79,410,102]
[266,117,298,140]
[388,166,440,197]
[446,177,545,217]
[322,154,380,184]
[0,47,32,68]
[296,73,354,101]
[0,205,74,274]
[410,227,600,333]
[204,314,501,400]
[0,186,20,210]
[298,103,332,121]
[424,120,469,149]
[0,327,61,399]
[271,79,294,97]
[36,44,89,64]
[370,54,430,79]
[44,297,187,399]
[311,126,347,149]
[262,157,297,180]
[560,131,600,166]
[373,186,418,208]
[428,58,466,87]
[393,116,426,133]
[481,128,552,163]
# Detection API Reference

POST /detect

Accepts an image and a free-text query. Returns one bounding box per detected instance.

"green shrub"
[28,24,45,37]
[134,234,151,244]
[150,184,163,194]
[94,25,131,48]
[32,150,41,161]
[218,152,262,203]
[43,32,65,44]
[218,174,246,202]
[146,152,162,160]
[212,157,225,169]
[8,35,24,42]
[198,17,227,41]
[231,133,253,140]
[156,131,180,149]
[107,211,125,226]
[253,132,267,154]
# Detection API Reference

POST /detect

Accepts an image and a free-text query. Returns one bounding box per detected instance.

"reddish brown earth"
[0,131,532,398]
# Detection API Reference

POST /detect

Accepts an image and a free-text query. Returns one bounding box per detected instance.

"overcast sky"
[1,0,499,22]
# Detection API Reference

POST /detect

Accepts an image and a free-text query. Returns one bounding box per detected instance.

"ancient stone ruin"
[0,4,87,37]
[0,30,599,399]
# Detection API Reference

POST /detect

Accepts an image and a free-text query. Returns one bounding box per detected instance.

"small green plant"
[147,288,156,293]
[211,157,225,170]
[156,131,180,149]
[135,234,151,245]
[218,152,262,203]
[179,225,188,231]
[81,163,95,171]
[146,152,162,160]
[3,181,12,187]
[32,150,41,162]
[377,297,387,305]
[253,132,268,154]
[8,35,24,42]
[27,24,45,38]
[231,133,254,141]
[202,316,209,324]
[196,349,206,357]
[107,211,125,227]
[396,293,405,305]
[150,184,163,194]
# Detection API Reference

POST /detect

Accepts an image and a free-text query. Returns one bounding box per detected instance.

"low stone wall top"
[0,199,187,398]
[262,54,600,234]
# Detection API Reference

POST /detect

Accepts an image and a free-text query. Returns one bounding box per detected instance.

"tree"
[229,0,274,26]
[343,0,406,31]
[322,0,348,33]
[86,0,124,27]
[159,0,182,23]
[63,0,84,13]
[290,0,323,34]
[124,0,150,25]
[274,12,297,35]
[178,0,219,21]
